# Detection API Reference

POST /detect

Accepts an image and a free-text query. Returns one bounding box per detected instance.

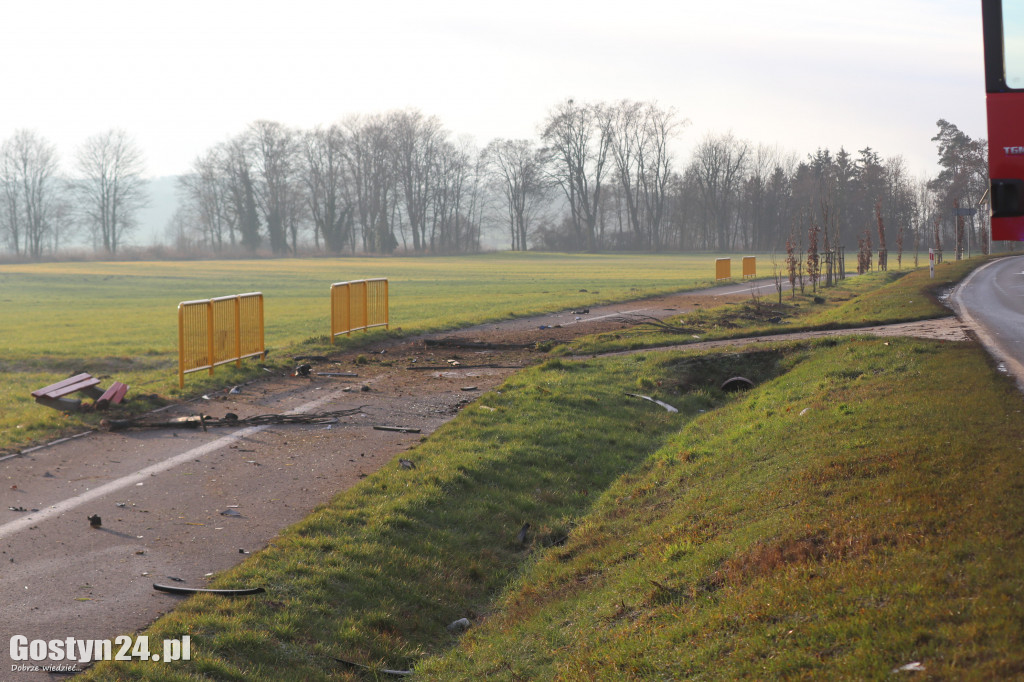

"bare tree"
[482,138,546,251]
[74,129,148,255]
[223,137,262,252]
[391,110,444,252]
[342,114,398,253]
[688,132,749,251]
[541,99,613,251]
[430,137,479,252]
[302,125,354,253]
[0,130,65,257]
[607,100,682,250]
[178,146,235,251]
[248,121,302,255]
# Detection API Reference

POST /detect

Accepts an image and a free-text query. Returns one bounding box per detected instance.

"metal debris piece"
[332,657,412,677]
[447,617,471,634]
[720,376,755,392]
[220,509,242,517]
[153,583,265,596]
[294,364,312,377]
[625,393,679,413]
[374,426,422,434]
[398,458,416,469]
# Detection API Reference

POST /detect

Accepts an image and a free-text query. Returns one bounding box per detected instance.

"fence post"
[206,300,215,377]
[234,295,242,368]
[178,304,186,389]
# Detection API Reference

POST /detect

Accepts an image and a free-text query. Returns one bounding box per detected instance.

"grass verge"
[82,330,1024,679]
[421,336,1024,679]
[555,258,992,356]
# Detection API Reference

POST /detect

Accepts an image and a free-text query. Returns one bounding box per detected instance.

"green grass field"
[0,252,758,452]
[77,260,1024,680]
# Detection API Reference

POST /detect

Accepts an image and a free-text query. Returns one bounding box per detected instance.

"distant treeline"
[0,102,993,259]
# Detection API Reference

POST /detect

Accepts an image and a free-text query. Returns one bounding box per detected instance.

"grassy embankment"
[83,255,1024,679]
[0,252,742,453]
[555,257,992,356]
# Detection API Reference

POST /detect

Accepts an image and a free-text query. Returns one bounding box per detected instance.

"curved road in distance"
[953,254,1024,389]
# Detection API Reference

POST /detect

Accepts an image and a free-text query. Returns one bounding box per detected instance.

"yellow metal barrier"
[178,292,265,388]
[715,258,732,280]
[742,256,756,278]
[331,278,389,343]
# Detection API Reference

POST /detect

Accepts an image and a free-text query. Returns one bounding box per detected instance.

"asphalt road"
[952,254,1024,389]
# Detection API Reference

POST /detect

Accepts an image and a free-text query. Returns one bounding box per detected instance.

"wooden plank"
[96,382,129,409]
[31,373,100,399]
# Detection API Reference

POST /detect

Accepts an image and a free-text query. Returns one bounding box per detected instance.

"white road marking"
[0,391,340,541]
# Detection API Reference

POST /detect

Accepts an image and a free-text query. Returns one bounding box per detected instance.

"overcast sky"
[0,0,986,180]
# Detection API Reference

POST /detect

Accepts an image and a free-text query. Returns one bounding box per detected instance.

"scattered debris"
[153,583,265,596]
[332,657,412,677]
[220,509,242,517]
[424,338,533,350]
[167,576,186,582]
[88,514,102,528]
[460,386,478,391]
[799,407,811,416]
[229,386,242,394]
[721,376,755,392]
[294,364,312,377]
[615,314,700,335]
[31,373,129,413]
[892,662,925,673]
[374,426,422,434]
[479,405,497,412]
[572,309,590,314]
[95,382,130,410]
[625,393,679,413]
[102,407,368,431]
[239,549,249,554]
[406,363,520,371]
[398,458,416,469]
[9,506,30,512]
[447,617,471,634]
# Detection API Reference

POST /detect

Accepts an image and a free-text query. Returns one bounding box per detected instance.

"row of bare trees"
[1,104,993,259]
[0,129,147,257]
[169,100,684,255]
[173,113,483,256]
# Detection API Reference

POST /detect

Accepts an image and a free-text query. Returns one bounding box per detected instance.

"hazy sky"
[0,0,986,180]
